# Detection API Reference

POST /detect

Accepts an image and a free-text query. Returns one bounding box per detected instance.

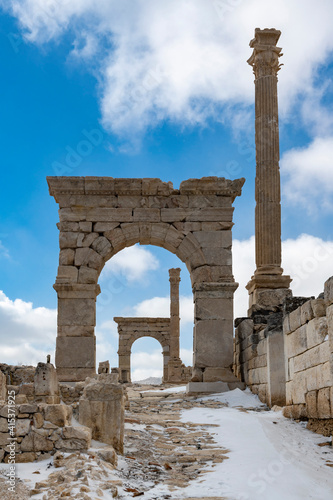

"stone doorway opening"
[129,337,165,384]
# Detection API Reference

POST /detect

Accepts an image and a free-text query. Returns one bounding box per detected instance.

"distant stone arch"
[48,175,244,387]
[115,319,171,384]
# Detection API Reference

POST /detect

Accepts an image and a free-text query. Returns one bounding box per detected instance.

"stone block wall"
[234,318,268,404]
[0,402,91,463]
[283,296,333,429]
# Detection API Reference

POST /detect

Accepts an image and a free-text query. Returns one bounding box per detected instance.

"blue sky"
[0,0,332,380]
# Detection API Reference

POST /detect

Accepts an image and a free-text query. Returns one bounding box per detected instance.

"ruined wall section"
[283,289,333,434]
[234,318,268,404]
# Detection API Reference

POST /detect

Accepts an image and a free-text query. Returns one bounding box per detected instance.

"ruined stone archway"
[114,319,171,384]
[47,176,244,386]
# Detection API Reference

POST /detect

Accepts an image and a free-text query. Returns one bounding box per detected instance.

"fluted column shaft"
[249,28,283,275]
[169,268,181,359]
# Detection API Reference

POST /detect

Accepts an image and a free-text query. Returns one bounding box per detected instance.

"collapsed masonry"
[0,361,124,463]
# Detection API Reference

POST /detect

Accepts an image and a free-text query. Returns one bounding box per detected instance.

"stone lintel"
[114,317,170,325]
[54,283,101,299]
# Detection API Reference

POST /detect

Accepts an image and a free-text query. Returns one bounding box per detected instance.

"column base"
[246,273,292,314]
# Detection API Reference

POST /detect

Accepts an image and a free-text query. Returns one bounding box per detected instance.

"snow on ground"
[176,389,333,500]
[140,385,187,394]
[1,388,332,499]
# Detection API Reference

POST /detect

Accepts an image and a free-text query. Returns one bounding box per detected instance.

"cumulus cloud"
[101,244,159,283]
[131,349,164,381]
[281,136,333,213]
[0,290,56,364]
[233,234,333,318]
[133,295,193,324]
[2,0,333,137]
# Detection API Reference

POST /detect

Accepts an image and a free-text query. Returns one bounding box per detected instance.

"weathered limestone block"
[79,380,124,453]
[56,265,78,283]
[289,307,302,333]
[98,361,110,374]
[195,319,233,368]
[104,227,127,252]
[317,387,331,419]
[0,371,6,403]
[192,230,232,248]
[77,232,99,248]
[58,298,96,326]
[305,390,318,418]
[78,266,99,284]
[56,425,92,451]
[44,404,72,427]
[91,236,112,258]
[86,207,133,222]
[20,430,54,452]
[306,317,328,349]
[55,336,96,381]
[324,276,333,304]
[79,221,92,232]
[59,248,75,266]
[267,330,286,406]
[34,362,60,404]
[16,419,31,436]
[291,371,307,404]
[97,446,118,466]
[59,232,79,249]
[75,247,104,270]
[285,325,307,358]
[133,208,160,222]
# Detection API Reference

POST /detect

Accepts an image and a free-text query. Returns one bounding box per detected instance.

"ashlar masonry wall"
[234,277,333,434]
[233,316,285,407]
[283,295,333,425]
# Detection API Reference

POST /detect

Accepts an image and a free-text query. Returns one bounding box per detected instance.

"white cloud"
[233,234,333,318]
[133,295,193,324]
[131,348,164,381]
[3,0,333,137]
[0,290,56,364]
[180,347,193,367]
[101,245,159,282]
[281,136,333,213]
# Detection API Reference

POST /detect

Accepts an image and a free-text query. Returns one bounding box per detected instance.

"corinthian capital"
[247,28,283,78]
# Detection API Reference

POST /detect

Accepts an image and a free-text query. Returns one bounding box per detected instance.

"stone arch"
[48,176,245,387]
[115,319,171,384]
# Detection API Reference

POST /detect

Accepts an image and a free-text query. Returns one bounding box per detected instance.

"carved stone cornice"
[247,28,282,79]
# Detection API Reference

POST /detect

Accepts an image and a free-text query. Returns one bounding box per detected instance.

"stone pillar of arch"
[167,267,184,382]
[48,175,245,389]
[246,28,291,312]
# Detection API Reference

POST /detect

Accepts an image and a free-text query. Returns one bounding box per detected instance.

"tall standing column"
[246,28,291,312]
[167,268,183,383]
[169,268,181,360]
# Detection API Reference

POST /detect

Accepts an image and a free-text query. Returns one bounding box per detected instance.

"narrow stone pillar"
[54,283,100,382]
[167,268,184,383]
[246,28,291,311]
[169,268,181,360]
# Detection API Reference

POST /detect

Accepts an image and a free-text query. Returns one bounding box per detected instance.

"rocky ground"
[0,384,332,499]
[0,384,232,499]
